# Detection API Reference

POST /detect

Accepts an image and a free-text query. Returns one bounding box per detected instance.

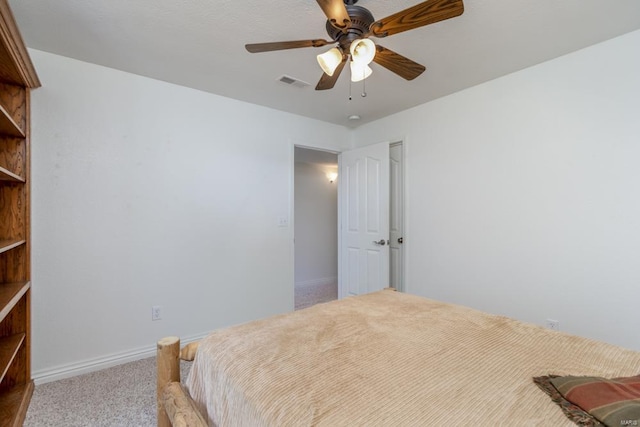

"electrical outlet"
[277,216,289,227]
[545,318,559,331]
[152,305,162,321]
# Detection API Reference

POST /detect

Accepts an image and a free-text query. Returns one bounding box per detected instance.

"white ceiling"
[10,0,640,128]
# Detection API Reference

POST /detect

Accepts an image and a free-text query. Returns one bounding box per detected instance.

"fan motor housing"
[326,5,375,50]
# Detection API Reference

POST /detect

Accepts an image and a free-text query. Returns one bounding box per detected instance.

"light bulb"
[317,48,343,76]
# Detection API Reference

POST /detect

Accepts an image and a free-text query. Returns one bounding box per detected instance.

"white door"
[338,142,390,298]
[389,143,404,291]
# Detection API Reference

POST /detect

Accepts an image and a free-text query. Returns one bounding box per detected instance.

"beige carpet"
[294,281,337,310]
[25,357,191,427]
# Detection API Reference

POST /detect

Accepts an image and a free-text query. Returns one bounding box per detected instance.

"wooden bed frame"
[156,336,206,427]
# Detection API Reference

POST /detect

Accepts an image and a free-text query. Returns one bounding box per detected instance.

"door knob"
[398,237,403,244]
[373,239,386,246]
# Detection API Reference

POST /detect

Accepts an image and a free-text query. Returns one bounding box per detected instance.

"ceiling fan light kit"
[245,0,464,91]
[317,47,344,76]
[350,61,373,82]
[350,38,376,65]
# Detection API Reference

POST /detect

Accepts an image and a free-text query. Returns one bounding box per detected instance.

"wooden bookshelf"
[0,104,23,138]
[0,382,33,426]
[0,240,25,255]
[0,282,29,323]
[0,334,24,383]
[0,165,24,182]
[0,0,40,424]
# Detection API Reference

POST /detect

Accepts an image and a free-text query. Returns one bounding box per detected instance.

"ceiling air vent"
[277,75,310,89]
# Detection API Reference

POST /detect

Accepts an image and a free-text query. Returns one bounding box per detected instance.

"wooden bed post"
[157,336,180,427]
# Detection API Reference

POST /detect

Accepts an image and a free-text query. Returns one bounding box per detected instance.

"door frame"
[395,138,408,294]
[389,141,405,293]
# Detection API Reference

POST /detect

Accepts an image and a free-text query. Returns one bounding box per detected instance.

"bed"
[156,289,640,426]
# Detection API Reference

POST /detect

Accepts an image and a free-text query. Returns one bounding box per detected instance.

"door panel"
[339,142,390,298]
[366,158,380,232]
[347,161,359,231]
[347,248,359,295]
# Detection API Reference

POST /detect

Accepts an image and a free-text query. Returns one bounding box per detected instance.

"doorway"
[293,147,339,310]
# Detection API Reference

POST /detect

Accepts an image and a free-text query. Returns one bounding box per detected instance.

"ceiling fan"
[245,0,464,91]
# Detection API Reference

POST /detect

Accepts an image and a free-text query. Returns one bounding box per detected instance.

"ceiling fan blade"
[370,0,464,38]
[316,0,351,30]
[245,39,332,53]
[316,56,347,90]
[373,45,426,80]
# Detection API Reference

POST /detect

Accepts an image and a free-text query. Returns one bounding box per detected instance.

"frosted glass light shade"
[350,61,373,82]
[350,38,376,64]
[317,48,343,76]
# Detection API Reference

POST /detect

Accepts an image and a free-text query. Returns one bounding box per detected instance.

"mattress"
[186,290,640,426]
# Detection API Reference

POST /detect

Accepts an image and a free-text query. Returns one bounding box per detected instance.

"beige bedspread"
[186,290,640,426]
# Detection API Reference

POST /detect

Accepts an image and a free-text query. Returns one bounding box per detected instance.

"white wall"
[294,159,338,286]
[29,49,349,381]
[352,30,640,350]
[29,26,640,380]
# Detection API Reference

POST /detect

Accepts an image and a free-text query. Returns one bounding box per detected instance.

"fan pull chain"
[349,76,352,101]
[362,73,367,97]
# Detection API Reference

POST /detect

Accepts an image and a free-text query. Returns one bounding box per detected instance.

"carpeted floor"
[25,357,191,427]
[26,282,335,426]
[294,280,337,310]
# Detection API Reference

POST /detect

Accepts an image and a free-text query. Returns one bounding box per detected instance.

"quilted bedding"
[186,290,640,426]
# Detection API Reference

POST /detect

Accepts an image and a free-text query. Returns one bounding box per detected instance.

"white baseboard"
[32,332,208,385]
[295,276,337,288]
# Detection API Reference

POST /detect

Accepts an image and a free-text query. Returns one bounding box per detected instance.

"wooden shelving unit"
[0,0,40,424]
[0,105,24,139]
[0,165,24,182]
[0,334,25,380]
[0,240,25,255]
[0,283,29,326]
